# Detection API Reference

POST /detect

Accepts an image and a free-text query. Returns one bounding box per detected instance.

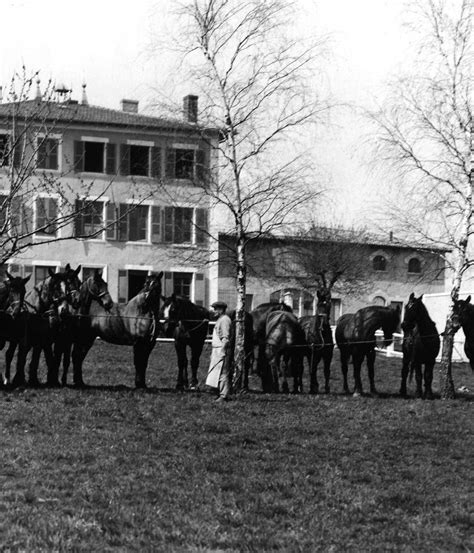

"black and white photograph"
[0,0,472,550]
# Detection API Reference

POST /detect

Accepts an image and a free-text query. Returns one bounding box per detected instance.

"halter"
[86,279,111,308]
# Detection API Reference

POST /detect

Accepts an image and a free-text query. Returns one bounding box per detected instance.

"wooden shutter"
[118,269,128,304]
[118,203,129,241]
[194,273,205,306]
[163,206,174,243]
[165,148,176,178]
[151,206,162,243]
[106,143,116,175]
[74,141,84,172]
[195,208,208,245]
[37,138,47,169]
[151,146,162,179]
[105,203,117,240]
[74,199,84,236]
[163,271,173,296]
[13,136,23,168]
[119,144,130,176]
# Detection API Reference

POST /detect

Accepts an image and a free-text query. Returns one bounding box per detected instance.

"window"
[373,255,387,272]
[35,197,58,236]
[274,249,301,277]
[128,205,148,242]
[164,206,193,244]
[173,272,193,298]
[165,147,207,182]
[130,145,149,176]
[119,144,161,178]
[74,140,115,174]
[74,200,104,237]
[37,138,59,170]
[0,193,8,228]
[408,257,421,274]
[0,134,9,166]
[34,265,57,286]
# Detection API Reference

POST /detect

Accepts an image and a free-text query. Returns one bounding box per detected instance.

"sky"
[0,0,412,229]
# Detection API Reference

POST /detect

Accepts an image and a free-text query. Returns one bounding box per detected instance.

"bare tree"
[166,0,330,390]
[368,0,472,398]
[0,68,150,268]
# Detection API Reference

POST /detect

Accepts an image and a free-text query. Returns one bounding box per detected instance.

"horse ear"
[22,275,31,285]
[466,295,471,304]
[48,268,56,278]
[6,271,13,280]
[409,292,415,300]
[65,263,71,271]
[74,265,81,276]
[157,271,163,280]
[419,294,423,300]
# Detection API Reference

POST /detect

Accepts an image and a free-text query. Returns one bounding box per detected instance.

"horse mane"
[169,296,210,319]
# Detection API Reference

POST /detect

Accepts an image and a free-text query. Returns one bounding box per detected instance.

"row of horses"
[0,266,472,397]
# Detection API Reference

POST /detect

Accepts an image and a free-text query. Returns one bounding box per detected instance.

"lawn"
[0,341,472,552]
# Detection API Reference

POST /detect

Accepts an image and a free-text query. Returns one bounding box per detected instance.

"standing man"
[206,301,232,402]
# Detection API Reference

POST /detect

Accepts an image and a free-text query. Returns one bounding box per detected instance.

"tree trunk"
[232,233,246,392]
[439,309,456,400]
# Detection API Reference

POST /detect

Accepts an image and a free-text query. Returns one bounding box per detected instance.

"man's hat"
[211,301,227,309]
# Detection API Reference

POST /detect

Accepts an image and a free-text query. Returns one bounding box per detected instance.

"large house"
[0,87,219,305]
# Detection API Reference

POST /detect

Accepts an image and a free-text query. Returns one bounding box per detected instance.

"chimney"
[35,78,42,101]
[183,94,198,123]
[121,99,139,113]
[81,82,89,106]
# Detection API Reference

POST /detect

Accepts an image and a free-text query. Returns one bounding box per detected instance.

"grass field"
[1,341,473,552]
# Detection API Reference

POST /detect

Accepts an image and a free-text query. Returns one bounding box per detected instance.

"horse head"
[80,269,114,311]
[4,271,30,318]
[316,288,332,320]
[401,292,424,333]
[381,303,401,345]
[160,293,178,337]
[452,295,471,332]
[42,270,70,321]
[141,271,163,312]
[62,263,82,311]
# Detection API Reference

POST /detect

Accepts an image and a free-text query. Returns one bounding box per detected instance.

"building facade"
[218,233,447,323]
[0,91,218,305]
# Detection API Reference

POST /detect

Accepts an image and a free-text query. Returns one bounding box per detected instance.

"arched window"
[408,257,421,274]
[373,255,386,272]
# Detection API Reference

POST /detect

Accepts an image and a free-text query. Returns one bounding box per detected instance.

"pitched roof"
[0,99,217,134]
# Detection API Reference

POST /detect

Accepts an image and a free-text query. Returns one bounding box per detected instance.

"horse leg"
[281,354,289,394]
[414,362,423,398]
[72,339,94,387]
[134,341,154,388]
[340,347,350,394]
[190,341,205,390]
[259,343,272,393]
[352,353,364,396]
[28,345,42,387]
[400,355,410,397]
[175,343,189,390]
[12,341,28,388]
[323,348,332,394]
[367,348,377,396]
[293,352,304,394]
[3,341,17,386]
[424,362,434,400]
[44,342,60,387]
[309,347,319,394]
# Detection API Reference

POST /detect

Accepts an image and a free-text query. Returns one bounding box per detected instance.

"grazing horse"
[264,310,306,394]
[452,295,474,372]
[335,305,400,396]
[250,302,293,391]
[160,294,210,390]
[6,270,70,387]
[72,271,162,388]
[300,289,334,394]
[400,293,440,399]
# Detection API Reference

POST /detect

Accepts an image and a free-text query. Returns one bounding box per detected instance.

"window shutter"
[74,141,84,172]
[195,208,208,246]
[105,203,117,240]
[165,148,175,178]
[194,273,206,306]
[74,199,84,236]
[163,271,173,296]
[195,149,207,183]
[106,143,116,175]
[118,203,129,241]
[151,206,162,243]
[151,146,162,179]
[163,206,174,243]
[119,144,130,176]
[118,269,128,304]
[12,137,23,169]
[37,138,47,169]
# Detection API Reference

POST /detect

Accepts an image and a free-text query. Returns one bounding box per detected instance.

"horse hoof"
[324,386,330,394]
[73,380,87,389]
[46,380,60,388]
[424,392,434,400]
[28,379,42,388]
[309,388,318,395]
[352,390,362,398]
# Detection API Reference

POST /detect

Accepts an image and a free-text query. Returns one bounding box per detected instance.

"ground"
[0,341,473,552]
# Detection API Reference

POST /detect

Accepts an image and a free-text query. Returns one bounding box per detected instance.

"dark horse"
[401,293,440,399]
[300,289,334,394]
[250,302,293,392]
[335,305,400,396]
[452,295,474,372]
[264,310,306,394]
[71,271,162,388]
[160,294,210,390]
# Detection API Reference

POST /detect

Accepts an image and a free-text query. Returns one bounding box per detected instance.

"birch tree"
[369,0,472,398]
[171,0,330,391]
